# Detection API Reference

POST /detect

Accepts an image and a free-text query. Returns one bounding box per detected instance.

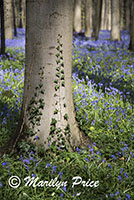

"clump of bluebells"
[0,47,24,145]
[0,29,134,199]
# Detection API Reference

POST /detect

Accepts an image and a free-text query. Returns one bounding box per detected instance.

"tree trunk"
[129,0,134,50]
[73,0,82,32]
[0,0,6,55]
[12,0,89,151]
[18,0,26,28]
[124,0,131,30]
[18,0,22,28]
[111,0,120,41]
[21,0,26,28]
[84,0,92,37]
[119,0,125,30]
[4,0,13,39]
[91,0,102,40]
[12,0,17,36]
[101,0,105,30]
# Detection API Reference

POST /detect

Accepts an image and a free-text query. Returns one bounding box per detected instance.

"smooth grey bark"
[111,0,120,41]
[84,0,92,37]
[101,0,106,30]
[73,0,82,32]
[4,0,13,39]
[91,0,102,40]
[17,0,88,149]
[129,0,134,50]
[101,0,111,30]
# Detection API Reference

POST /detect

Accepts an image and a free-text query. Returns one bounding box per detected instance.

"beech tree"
[101,0,111,30]
[18,0,25,28]
[124,0,131,30]
[84,0,92,38]
[91,0,102,40]
[12,0,17,36]
[111,0,120,41]
[73,0,82,33]
[0,0,6,55]
[4,0,13,39]
[129,0,134,50]
[8,0,91,152]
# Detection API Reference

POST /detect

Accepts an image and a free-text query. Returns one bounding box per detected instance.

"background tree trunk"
[4,0,13,39]
[119,0,125,30]
[73,0,82,32]
[18,0,22,28]
[12,0,17,36]
[111,0,120,41]
[0,0,6,54]
[101,0,106,30]
[91,0,102,40]
[124,0,131,30]
[21,0,26,28]
[21,0,85,149]
[18,0,26,28]
[84,0,92,37]
[129,0,134,50]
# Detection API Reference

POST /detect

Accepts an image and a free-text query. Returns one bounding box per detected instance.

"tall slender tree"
[12,0,17,36]
[124,0,131,30]
[91,0,102,40]
[8,0,91,152]
[73,0,82,33]
[18,0,26,28]
[129,0,134,50]
[4,0,13,39]
[0,0,6,55]
[84,0,92,38]
[111,0,120,41]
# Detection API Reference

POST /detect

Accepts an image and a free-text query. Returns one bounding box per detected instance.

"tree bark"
[73,0,82,32]
[0,0,6,55]
[129,0,134,50]
[13,0,89,150]
[111,0,120,41]
[18,0,26,28]
[91,0,102,40]
[4,0,13,39]
[12,0,17,36]
[124,0,131,30]
[119,0,125,30]
[84,0,92,37]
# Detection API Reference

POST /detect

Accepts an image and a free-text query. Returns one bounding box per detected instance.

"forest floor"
[0,29,134,200]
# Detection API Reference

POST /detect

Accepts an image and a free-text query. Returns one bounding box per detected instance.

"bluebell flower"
[85,158,89,162]
[107,164,112,168]
[111,155,116,160]
[46,163,51,168]
[52,165,57,173]
[126,194,130,200]
[58,172,63,178]
[124,172,128,178]
[63,186,66,192]
[115,191,119,196]
[118,175,122,182]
